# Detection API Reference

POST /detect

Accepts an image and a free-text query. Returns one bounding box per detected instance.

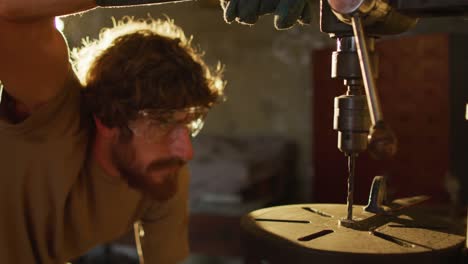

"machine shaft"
[351,14,398,160]
[346,154,356,220]
[351,15,383,125]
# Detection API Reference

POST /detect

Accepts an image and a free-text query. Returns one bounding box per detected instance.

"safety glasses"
[128,106,209,143]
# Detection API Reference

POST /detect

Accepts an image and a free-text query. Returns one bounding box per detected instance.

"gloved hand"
[220,0,312,30]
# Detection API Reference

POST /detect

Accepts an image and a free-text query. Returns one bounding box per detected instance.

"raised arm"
[0,0,97,112]
[0,0,96,20]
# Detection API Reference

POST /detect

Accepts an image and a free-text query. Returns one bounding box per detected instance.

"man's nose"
[168,126,194,162]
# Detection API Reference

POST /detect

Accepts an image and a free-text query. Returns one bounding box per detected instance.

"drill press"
[327,0,407,224]
[325,0,468,228]
[240,1,467,263]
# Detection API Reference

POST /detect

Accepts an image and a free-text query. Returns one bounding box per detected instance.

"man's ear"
[93,115,117,138]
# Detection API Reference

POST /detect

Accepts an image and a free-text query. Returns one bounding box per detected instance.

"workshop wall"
[60,2,468,203]
[61,1,332,201]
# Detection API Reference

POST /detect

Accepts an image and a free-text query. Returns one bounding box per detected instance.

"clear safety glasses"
[128,106,209,143]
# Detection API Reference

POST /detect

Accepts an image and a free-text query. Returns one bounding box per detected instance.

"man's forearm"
[0,0,97,20]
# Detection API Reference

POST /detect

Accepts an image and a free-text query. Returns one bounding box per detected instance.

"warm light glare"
[465,103,468,121]
[55,17,64,32]
[214,78,224,92]
[0,81,3,104]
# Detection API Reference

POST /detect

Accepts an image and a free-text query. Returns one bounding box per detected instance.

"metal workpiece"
[364,176,430,216]
[364,176,388,214]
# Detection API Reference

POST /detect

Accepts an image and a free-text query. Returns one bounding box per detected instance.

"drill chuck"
[334,93,371,154]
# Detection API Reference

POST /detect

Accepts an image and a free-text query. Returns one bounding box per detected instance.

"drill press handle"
[350,13,398,159]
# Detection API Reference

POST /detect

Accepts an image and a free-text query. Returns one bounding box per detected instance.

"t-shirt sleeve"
[0,66,85,139]
[137,166,190,264]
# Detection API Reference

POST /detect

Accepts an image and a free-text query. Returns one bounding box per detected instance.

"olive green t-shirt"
[0,69,189,263]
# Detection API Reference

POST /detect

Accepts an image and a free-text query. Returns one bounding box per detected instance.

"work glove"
[220,0,312,30]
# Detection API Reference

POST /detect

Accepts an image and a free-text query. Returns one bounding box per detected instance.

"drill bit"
[346,154,356,220]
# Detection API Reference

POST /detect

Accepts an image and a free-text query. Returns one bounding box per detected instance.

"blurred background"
[61,1,468,263]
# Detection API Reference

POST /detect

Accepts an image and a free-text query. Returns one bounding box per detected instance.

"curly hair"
[71,16,225,129]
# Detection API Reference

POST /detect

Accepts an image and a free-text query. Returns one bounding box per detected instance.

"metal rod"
[351,15,383,125]
[134,221,145,264]
[346,154,356,220]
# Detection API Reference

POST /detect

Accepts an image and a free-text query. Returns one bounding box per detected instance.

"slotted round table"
[240,204,466,264]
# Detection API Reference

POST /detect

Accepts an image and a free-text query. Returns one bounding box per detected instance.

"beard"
[110,139,185,201]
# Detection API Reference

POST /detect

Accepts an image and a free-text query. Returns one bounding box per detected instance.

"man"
[0,0,309,263]
[0,0,225,262]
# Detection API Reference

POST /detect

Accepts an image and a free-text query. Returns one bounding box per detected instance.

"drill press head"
[321,0,418,38]
[331,36,376,157]
[325,0,408,159]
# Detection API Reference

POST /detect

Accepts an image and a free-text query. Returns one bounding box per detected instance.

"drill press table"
[240,204,465,264]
